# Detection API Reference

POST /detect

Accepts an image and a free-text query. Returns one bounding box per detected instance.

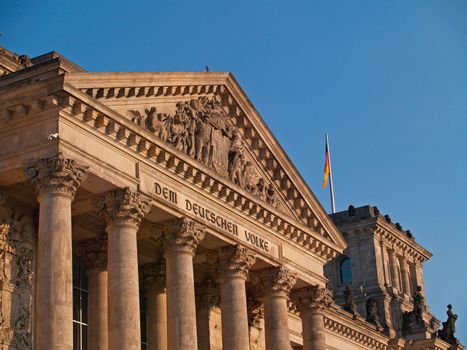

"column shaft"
[165,251,198,349]
[146,289,167,350]
[36,194,74,349]
[302,311,325,350]
[87,268,108,350]
[107,224,141,349]
[264,296,291,350]
[388,250,401,292]
[219,277,250,350]
[399,257,411,296]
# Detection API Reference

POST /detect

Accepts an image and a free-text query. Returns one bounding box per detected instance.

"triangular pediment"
[63,72,347,253]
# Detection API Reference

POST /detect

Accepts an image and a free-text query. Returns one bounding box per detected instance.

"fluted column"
[141,261,167,350]
[25,153,87,350]
[388,249,401,293]
[252,266,297,350]
[154,218,206,350]
[399,256,411,297]
[75,236,108,350]
[95,188,151,350]
[208,244,256,350]
[292,286,332,350]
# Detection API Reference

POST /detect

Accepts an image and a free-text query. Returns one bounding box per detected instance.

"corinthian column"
[75,236,108,350]
[154,218,206,350]
[141,261,167,350]
[292,286,332,350]
[209,244,256,350]
[252,266,297,350]
[95,188,151,350]
[25,153,87,350]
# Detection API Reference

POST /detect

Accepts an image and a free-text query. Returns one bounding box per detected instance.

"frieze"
[0,197,34,349]
[128,97,281,210]
[57,92,340,261]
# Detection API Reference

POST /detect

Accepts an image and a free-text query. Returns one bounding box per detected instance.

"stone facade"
[0,46,463,350]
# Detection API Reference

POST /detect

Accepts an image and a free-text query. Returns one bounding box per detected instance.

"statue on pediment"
[128,97,282,209]
[438,304,459,345]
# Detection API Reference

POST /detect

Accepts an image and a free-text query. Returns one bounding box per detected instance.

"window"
[73,256,88,350]
[339,257,352,284]
[140,285,147,350]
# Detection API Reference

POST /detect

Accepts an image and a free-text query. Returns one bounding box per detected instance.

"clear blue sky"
[2,0,466,341]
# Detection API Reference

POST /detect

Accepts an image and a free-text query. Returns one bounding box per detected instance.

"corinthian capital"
[291,285,333,314]
[25,153,88,199]
[154,218,206,255]
[94,188,151,227]
[141,261,166,293]
[208,244,256,280]
[252,265,297,298]
[75,236,107,270]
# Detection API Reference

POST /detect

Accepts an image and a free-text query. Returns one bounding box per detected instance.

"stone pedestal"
[210,244,256,350]
[95,188,151,350]
[25,154,87,350]
[292,286,332,350]
[252,266,296,350]
[141,261,167,350]
[155,218,206,350]
[75,236,108,350]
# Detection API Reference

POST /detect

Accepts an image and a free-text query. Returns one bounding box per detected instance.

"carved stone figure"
[343,285,357,316]
[412,286,425,321]
[366,297,381,328]
[127,97,282,209]
[438,304,459,345]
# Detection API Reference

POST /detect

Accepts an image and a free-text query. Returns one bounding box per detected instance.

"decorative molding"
[54,91,340,261]
[25,152,88,199]
[127,97,282,211]
[207,244,256,280]
[141,261,166,293]
[251,265,297,298]
[291,285,333,313]
[247,297,264,329]
[94,187,151,227]
[74,236,107,270]
[0,200,34,349]
[195,279,220,310]
[153,217,206,255]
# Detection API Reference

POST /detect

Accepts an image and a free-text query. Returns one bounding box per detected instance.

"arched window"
[339,257,353,284]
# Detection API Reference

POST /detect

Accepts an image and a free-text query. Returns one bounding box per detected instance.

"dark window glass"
[140,285,147,347]
[73,255,88,350]
[339,257,353,284]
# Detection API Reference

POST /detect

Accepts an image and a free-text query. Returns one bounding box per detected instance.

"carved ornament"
[94,187,151,227]
[247,297,264,329]
[195,279,220,310]
[153,218,206,255]
[251,265,297,298]
[75,236,107,270]
[291,285,333,314]
[208,244,256,280]
[25,153,88,199]
[141,261,166,293]
[128,97,281,209]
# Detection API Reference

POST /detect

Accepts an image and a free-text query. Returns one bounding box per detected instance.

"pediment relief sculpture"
[128,96,281,210]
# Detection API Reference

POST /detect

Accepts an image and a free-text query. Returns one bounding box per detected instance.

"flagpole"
[326,132,336,214]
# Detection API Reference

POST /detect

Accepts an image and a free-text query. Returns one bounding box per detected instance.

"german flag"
[322,135,330,188]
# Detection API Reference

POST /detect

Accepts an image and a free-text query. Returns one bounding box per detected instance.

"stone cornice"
[62,72,346,248]
[375,220,432,263]
[54,85,342,261]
